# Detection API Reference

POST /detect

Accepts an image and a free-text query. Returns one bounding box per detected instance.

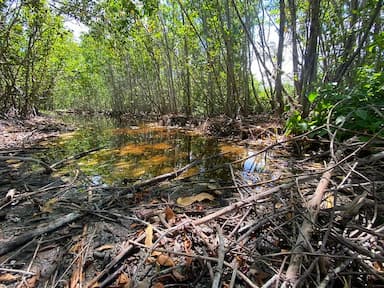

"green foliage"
[0,0,67,116]
[286,67,384,138]
[334,67,384,136]
[1,0,382,120]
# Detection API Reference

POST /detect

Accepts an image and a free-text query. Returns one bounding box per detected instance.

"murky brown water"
[37,115,248,185]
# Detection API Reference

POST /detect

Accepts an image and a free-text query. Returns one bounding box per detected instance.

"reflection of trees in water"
[46,116,238,184]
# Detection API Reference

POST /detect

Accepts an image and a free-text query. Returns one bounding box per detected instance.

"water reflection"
[40,115,246,185]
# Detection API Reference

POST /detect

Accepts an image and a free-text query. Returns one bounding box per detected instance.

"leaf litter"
[0,115,383,287]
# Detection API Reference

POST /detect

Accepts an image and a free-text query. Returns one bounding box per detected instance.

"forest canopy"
[0,0,383,134]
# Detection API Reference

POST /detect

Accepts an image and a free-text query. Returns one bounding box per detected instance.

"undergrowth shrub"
[285,66,384,140]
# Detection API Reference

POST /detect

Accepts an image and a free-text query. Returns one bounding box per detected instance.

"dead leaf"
[40,197,59,213]
[144,224,153,247]
[157,254,175,267]
[184,237,193,266]
[374,261,384,272]
[165,207,175,224]
[25,275,40,288]
[176,192,214,206]
[324,193,334,209]
[95,244,114,251]
[69,242,81,253]
[152,283,165,288]
[274,202,283,209]
[0,273,19,282]
[117,272,131,287]
[151,250,162,257]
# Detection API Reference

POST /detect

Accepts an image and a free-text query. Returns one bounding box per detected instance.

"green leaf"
[308,92,318,103]
[298,122,308,131]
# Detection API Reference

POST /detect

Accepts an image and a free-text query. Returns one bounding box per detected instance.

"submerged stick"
[49,146,104,170]
[130,160,200,191]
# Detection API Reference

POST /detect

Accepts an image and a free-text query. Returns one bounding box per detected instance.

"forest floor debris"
[0,115,73,150]
[0,114,383,287]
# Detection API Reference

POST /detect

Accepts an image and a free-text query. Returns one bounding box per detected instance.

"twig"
[69,225,88,288]
[0,268,35,276]
[329,232,384,261]
[231,125,327,165]
[229,259,238,288]
[212,225,225,288]
[228,207,252,239]
[282,148,342,286]
[130,160,200,191]
[16,236,42,288]
[49,146,104,169]
[85,233,146,288]
[228,162,244,199]
[129,240,260,288]
[193,182,294,226]
[318,259,351,288]
[98,264,126,288]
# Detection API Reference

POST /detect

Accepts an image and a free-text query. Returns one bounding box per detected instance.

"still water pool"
[38,115,248,186]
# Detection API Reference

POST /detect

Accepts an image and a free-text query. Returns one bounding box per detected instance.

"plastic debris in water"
[243,151,267,173]
[242,151,267,184]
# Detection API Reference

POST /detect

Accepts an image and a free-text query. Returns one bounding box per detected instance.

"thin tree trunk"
[332,0,383,84]
[275,0,286,115]
[288,0,300,100]
[222,0,237,117]
[159,13,177,113]
[300,0,321,118]
[182,13,192,117]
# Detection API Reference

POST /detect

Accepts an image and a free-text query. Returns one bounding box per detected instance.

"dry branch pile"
[0,124,383,288]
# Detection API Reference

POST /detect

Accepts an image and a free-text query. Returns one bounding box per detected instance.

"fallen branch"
[0,212,83,256]
[193,182,294,226]
[282,153,340,286]
[212,225,225,288]
[130,160,200,191]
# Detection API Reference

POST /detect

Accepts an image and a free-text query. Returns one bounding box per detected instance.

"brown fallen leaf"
[0,273,19,283]
[165,207,175,224]
[144,224,153,247]
[117,272,131,287]
[374,261,384,272]
[40,197,59,213]
[183,237,193,266]
[24,273,40,288]
[95,244,114,251]
[157,254,175,267]
[151,250,162,257]
[176,192,214,206]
